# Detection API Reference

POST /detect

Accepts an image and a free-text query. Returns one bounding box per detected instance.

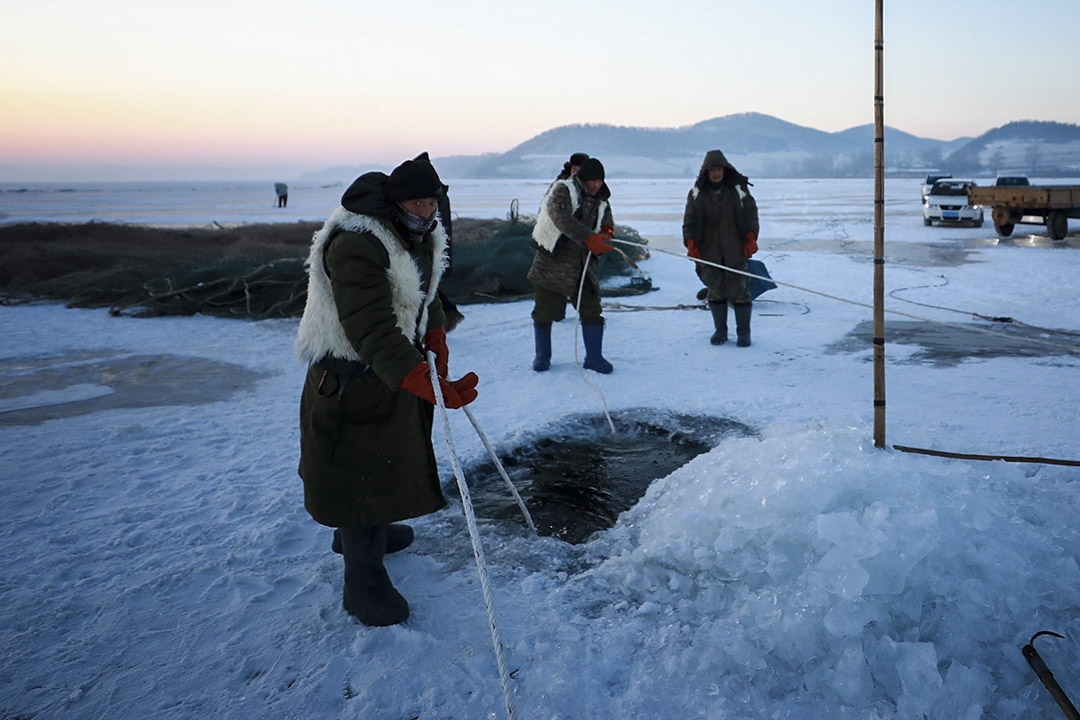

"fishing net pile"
[0,218,652,320]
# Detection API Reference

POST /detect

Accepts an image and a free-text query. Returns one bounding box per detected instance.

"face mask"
[394,204,437,235]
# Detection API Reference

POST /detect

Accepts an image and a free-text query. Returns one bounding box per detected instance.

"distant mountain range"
[303,113,1080,181]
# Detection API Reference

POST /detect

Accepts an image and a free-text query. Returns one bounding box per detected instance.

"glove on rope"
[744,231,758,258]
[686,238,702,259]
[399,363,478,409]
[601,225,615,239]
[585,233,615,255]
[423,326,449,378]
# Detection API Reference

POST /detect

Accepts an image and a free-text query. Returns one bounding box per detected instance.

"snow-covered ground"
[2,179,1079,719]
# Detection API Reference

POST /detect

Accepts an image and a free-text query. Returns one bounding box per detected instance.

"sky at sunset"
[2,0,1078,180]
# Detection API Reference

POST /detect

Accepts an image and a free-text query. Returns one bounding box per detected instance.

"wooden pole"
[873,0,886,448]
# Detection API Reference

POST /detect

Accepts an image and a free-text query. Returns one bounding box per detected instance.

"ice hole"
[460,409,755,544]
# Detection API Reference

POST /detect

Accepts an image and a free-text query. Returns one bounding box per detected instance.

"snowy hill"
[438,112,949,179]
[428,115,1079,180]
[945,120,1080,176]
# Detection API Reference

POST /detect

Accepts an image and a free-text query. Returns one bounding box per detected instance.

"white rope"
[574,252,616,433]
[610,238,1080,353]
[426,352,521,720]
[462,406,538,534]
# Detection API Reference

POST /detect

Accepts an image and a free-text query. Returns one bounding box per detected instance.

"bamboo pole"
[873,0,887,448]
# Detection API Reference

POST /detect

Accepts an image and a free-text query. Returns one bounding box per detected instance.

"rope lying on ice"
[608,239,1080,467]
[574,252,616,433]
[427,351,521,720]
[889,274,1080,339]
[892,444,1080,467]
[610,239,1080,354]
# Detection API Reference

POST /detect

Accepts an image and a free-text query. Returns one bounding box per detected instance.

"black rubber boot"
[533,323,552,372]
[734,303,752,347]
[709,301,728,345]
[339,526,409,626]
[333,524,413,555]
[582,323,614,374]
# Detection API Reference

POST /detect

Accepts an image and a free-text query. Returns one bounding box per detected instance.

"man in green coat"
[295,153,479,626]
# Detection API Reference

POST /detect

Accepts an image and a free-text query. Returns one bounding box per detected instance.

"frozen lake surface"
[2,176,1079,719]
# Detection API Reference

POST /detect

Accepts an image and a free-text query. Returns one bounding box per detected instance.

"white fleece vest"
[294,206,448,364]
[532,179,607,252]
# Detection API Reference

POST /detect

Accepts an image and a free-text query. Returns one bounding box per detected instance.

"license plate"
[943,211,959,219]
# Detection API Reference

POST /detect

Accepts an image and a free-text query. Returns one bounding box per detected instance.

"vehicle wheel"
[924,217,932,227]
[1047,210,1068,240]
[994,223,1014,237]
[974,218,984,228]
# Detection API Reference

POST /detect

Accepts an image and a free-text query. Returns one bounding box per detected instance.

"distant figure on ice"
[295,153,479,627]
[682,150,760,347]
[528,157,617,373]
[274,182,288,208]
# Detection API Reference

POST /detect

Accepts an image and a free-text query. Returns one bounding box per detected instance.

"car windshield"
[996,177,1029,186]
[930,182,970,196]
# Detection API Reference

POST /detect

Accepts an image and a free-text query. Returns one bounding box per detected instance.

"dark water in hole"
[461,409,755,544]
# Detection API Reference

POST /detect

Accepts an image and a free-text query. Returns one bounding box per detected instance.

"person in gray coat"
[682,150,760,346]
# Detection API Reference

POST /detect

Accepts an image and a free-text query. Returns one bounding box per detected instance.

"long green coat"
[296,183,448,528]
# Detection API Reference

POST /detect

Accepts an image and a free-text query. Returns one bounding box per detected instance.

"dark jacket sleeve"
[325,231,424,389]
[426,292,445,334]
[740,188,760,237]
[682,190,696,245]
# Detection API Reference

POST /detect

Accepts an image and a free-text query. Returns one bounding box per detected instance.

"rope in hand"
[609,238,1080,354]
[462,405,537,534]
[427,351,521,720]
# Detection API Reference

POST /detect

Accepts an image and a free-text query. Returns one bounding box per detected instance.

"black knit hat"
[386,152,443,203]
[569,152,589,166]
[577,158,605,182]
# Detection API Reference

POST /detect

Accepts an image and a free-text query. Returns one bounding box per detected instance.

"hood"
[695,150,751,189]
[340,171,396,221]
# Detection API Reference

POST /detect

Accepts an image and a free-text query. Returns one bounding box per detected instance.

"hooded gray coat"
[682,150,759,283]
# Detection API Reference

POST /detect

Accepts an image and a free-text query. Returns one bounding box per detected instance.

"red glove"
[399,363,478,409]
[686,239,701,259]
[585,233,614,255]
[600,225,615,239]
[744,231,758,258]
[423,326,448,378]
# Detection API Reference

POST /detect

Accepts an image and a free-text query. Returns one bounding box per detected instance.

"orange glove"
[399,363,478,409]
[585,233,614,255]
[686,239,701,259]
[423,326,448,378]
[600,225,615,239]
[743,231,758,258]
